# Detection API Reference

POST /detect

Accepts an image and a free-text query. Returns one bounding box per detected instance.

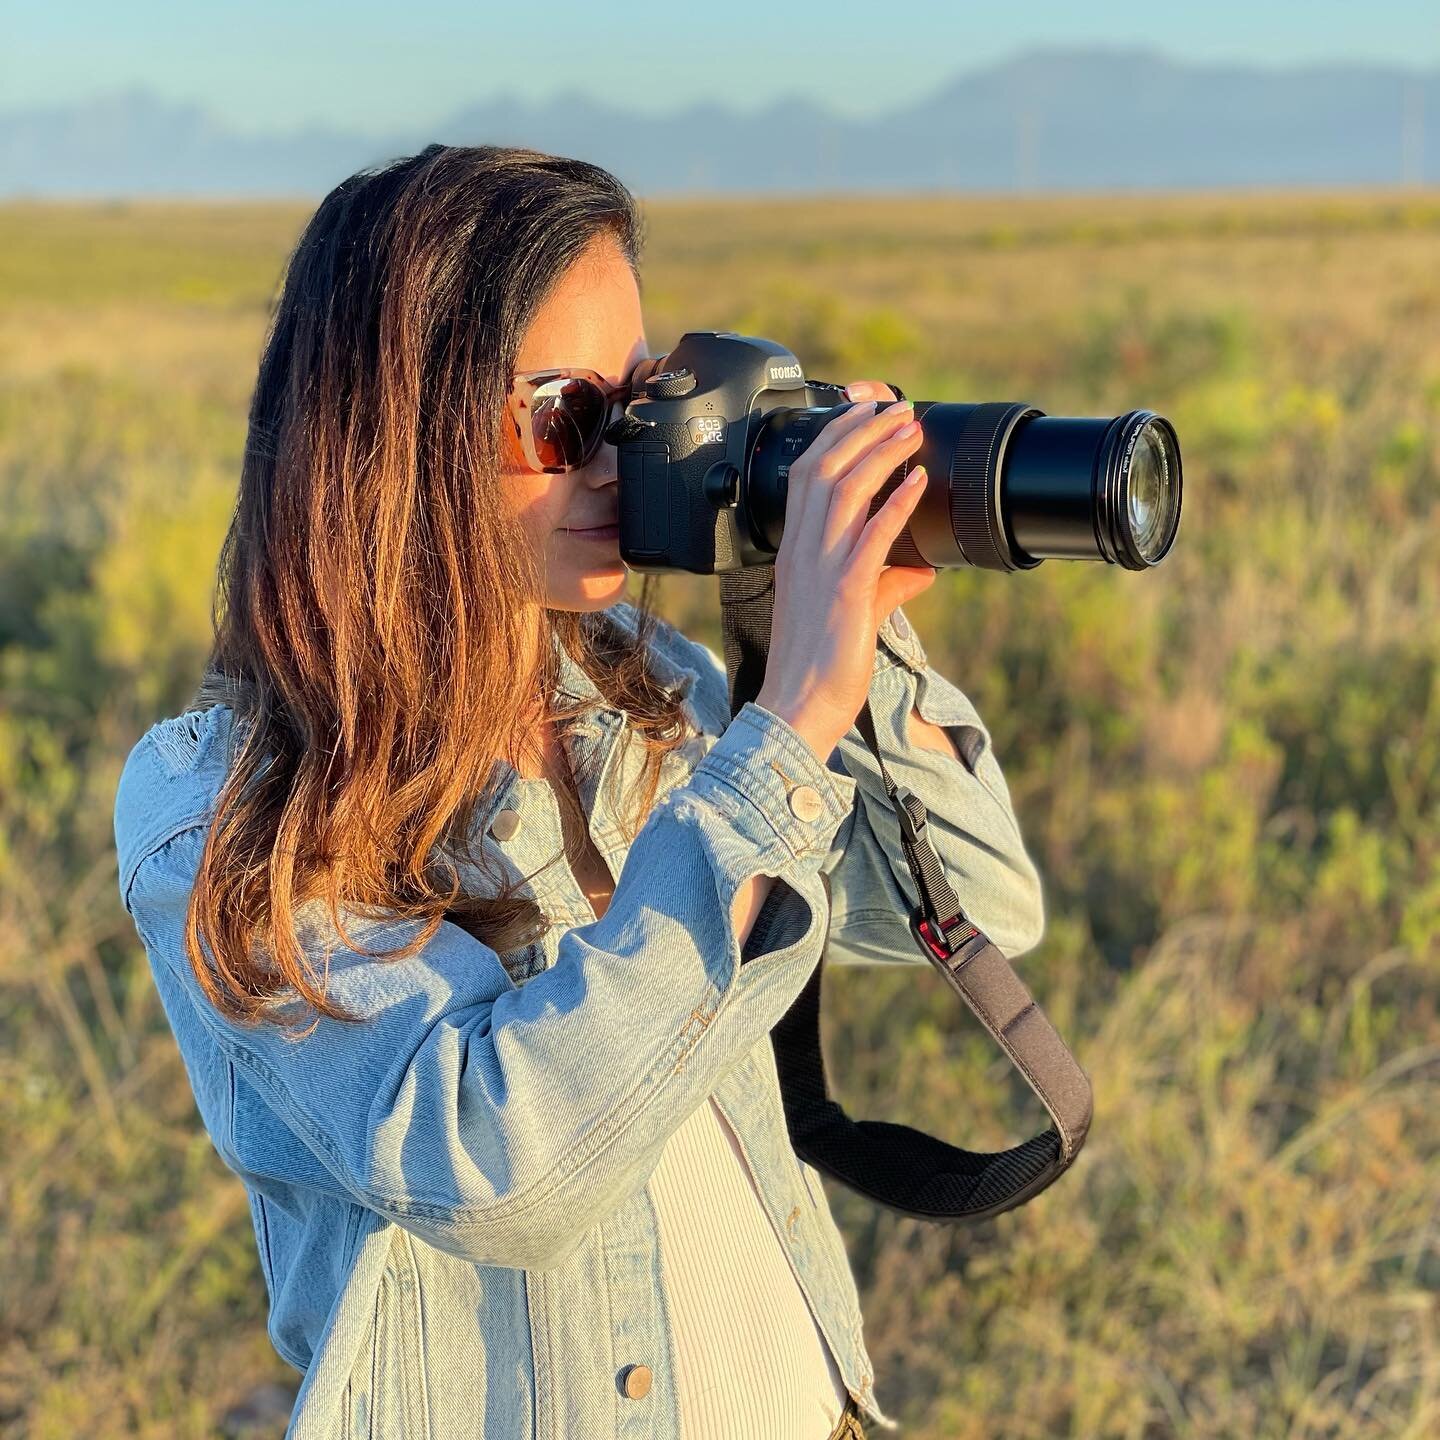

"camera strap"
[716,564,1092,1222]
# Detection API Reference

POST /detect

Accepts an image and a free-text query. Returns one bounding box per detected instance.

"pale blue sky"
[3,0,1438,133]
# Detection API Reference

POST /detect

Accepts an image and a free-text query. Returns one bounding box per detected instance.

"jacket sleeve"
[687,607,1046,966]
[116,700,861,1273]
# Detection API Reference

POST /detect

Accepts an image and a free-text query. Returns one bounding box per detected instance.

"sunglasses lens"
[530,377,608,470]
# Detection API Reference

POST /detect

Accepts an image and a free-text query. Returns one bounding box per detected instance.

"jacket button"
[787,784,824,823]
[489,808,521,841]
[889,607,911,640]
[620,1363,652,1399]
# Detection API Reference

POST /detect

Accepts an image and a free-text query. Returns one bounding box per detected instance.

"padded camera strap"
[717,563,1092,1222]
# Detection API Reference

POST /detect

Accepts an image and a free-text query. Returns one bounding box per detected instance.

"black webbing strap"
[717,558,1092,1222]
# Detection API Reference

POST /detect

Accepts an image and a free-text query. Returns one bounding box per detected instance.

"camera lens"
[1127,420,1176,565]
[916,405,1181,571]
[746,402,1181,572]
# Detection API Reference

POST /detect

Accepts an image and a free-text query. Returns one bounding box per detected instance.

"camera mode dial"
[644,368,697,398]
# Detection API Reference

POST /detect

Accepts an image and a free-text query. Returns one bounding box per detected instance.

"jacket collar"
[468,604,696,841]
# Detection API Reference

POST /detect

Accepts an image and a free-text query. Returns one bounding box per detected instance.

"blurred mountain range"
[2,46,1436,196]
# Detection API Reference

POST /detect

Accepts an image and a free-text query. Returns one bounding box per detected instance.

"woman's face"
[501,236,648,612]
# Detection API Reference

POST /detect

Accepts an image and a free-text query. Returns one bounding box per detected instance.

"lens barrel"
[745,399,1181,571]
[1006,409,1181,568]
[861,402,1182,572]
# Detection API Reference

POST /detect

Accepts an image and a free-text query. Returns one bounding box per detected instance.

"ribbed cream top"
[647,1094,851,1440]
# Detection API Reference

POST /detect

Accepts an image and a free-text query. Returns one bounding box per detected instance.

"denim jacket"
[113,601,1046,1440]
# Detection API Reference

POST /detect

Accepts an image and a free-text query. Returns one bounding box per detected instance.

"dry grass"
[1,188,1436,1438]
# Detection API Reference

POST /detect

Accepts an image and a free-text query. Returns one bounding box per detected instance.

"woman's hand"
[753,377,937,764]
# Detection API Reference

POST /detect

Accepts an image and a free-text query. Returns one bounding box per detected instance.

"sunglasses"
[506,359,651,474]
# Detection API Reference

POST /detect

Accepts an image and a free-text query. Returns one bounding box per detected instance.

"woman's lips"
[565,522,620,540]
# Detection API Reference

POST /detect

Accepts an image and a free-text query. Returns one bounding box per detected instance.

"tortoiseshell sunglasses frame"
[505,365,641,474]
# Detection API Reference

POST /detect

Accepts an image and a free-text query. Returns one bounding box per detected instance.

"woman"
[114,144,1048,1440]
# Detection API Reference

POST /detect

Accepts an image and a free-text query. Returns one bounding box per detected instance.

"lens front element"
[1125,418,1180,566]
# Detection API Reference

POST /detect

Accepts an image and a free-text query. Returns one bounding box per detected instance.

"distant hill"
[2,46,1436,196]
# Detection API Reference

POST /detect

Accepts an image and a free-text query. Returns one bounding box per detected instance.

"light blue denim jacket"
[113,602,1045,1440]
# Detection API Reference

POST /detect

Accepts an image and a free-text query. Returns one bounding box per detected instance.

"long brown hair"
[185,144,692,1036]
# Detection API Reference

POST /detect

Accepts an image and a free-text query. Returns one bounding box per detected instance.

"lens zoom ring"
[886,526,928,568]
[949,404,1016,570]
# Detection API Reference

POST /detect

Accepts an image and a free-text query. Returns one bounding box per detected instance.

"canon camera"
[604,330,1182,575]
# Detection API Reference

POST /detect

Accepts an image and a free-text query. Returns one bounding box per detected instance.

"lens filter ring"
[1097,411,1182,569]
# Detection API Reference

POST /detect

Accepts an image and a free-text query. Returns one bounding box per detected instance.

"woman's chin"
[548,567,629,611]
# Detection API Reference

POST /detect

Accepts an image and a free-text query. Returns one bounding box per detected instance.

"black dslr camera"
[606,330,1181,575]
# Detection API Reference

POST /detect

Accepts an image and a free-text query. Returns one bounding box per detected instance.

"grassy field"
[1,189,1437,1439]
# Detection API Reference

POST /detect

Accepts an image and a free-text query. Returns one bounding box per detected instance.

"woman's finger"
[786,387,905,554]
[844,380,898,403]
[794,401,916,557]
[811,399,914,493]
[824,415,925,554]
[849,464,930,576]
[797,387,902,487]
[784,399,880,543]
[873,561,938,623]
